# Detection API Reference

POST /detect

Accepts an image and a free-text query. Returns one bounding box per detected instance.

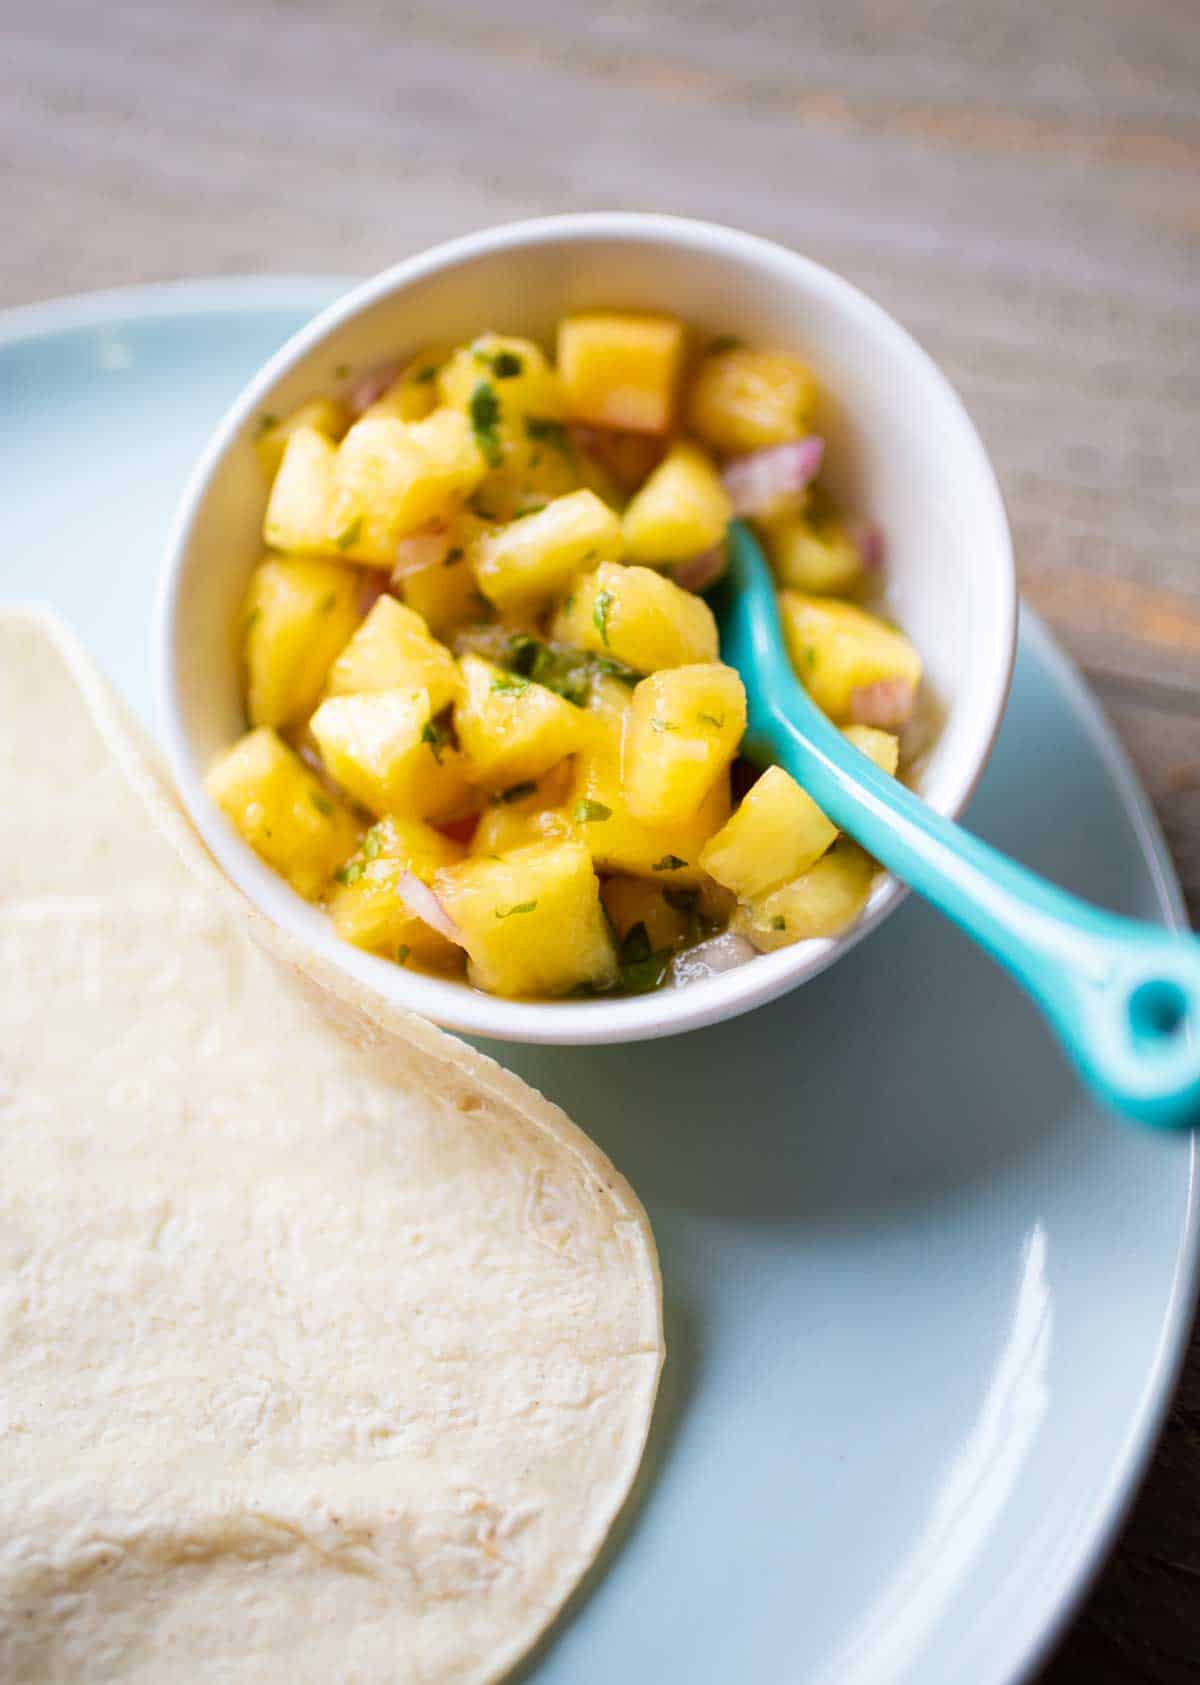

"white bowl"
[157,212,1016,1045]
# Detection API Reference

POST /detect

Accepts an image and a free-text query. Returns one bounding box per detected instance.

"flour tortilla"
[0,611,663,1684]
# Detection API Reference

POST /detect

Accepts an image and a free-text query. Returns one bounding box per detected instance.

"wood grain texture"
[2,0,1198,1676]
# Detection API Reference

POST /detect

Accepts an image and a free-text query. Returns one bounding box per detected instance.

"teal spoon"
[714,521,1200,1129]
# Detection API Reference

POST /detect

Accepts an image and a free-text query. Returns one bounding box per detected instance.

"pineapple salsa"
[206,313,925,1000]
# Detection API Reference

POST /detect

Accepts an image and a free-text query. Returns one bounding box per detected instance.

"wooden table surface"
[5,0,1198,1675]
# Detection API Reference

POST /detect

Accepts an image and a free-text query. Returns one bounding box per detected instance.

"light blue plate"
[2,280,1196,1685]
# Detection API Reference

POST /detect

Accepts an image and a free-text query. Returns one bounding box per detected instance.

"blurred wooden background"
[3,0,1198,1676]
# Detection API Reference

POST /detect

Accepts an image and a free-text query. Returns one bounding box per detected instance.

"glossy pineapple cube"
[552,560,719,672]
[621,442,733,565]
[843,724,900,775]
[623,664,746,824]
[473,489,622,614]
[762,511,867,594]
[359,352,441,423]
[557,313,685,434]
[454,653,586,790]
[779,592,922,725]
[256,396,349,480]
[310,687,473,821]
[434,840,617,997]
[438,335,577,522]
[327,815,465,969]
[600,876,690,951]
[263,426,340,554]
[699,765,836,901]
[205,727,359,900]
[469,763,576,856]
[241,555,361,729]
[327,410,486,564]
[567,702,729,886]
[733,842,877,951]
[325,595,461,712]
[686,346,817,455]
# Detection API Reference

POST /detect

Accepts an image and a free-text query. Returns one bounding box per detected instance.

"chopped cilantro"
[396,944,411,965]
[592,589,614,647]
[529,642,591,707]
[362,824,386,860]
[243,606,260,634]
[490,350,523,379]
[698,712,726,729]
[333,362,351,379]
[421,717,453,764]
[310,791,334,817]
[562,593,576,615]
[524,416,572,454]
[805,645,818,669]
[707,335,743,355]
[652,854,687,872]
[616,922,672,994]
[771,915,787,931]
[496,780,537,804]
[413,363,438,383]
[336,860,364,887]
[573,799,612,823]
[650,717,677,734]
[468,381,503,467]
[443,546,464,566]
[490,672,529,696]
[593,655,640,686]
[318,591,338,613]
[255,412,279,437]
[335,515,363,551]
[495,900,538,919]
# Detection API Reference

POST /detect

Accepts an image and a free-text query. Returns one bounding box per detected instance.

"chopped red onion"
[345,360,402,416]
[847,519,885,572]
[670,931,757,987]
[357,571,390,617]
[392,523,451,582]
[849,677,916,730]
[721,438,824,517]
[672,543,727,593]
[397,872,465,947]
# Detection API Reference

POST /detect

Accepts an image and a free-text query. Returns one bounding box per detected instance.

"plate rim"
[2,277,1196,1685]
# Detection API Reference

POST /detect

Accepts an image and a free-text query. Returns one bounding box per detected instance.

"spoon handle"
[727,528,1200,1129]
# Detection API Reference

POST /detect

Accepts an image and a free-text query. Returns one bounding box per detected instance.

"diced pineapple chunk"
[624,664,746,824]
[473,489,622,615]
[327,410,487,564]
[557,313,685,434]
[359,353,441,423]
[256,397,349,480]
[601,877,690,951]
[553,560,719,673]
[568,703,729,886]
[325,595,461,712]
[687,347,817,455]
[328,815,465,968]
[437,336,576,522]
[241,555,360,729]
[733,843,877,951]
[401,549,488,638]
[263,426,340,555]
[454,654,586,790]
[437,334,563,422]
[843,724,900,775]
[699,765,836,901]
[779,593,922,725]
[434,840,617,997]
[763,511,866,594]
[621,442,733,565]
[205,727,359,900]
[310,688,473,821]
[469,763,575,857]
